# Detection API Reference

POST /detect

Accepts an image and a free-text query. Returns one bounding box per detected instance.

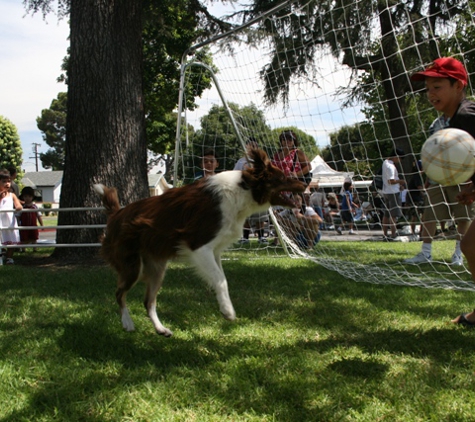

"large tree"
[56,0,148,254]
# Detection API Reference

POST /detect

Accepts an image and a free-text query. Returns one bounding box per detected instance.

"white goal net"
[173,0,475,291]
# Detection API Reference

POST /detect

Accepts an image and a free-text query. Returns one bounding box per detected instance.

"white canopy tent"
[309,155,372,189]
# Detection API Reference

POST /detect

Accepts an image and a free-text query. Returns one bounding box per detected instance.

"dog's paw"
[158,328,173,337]
[122,322,135,332]
[221,308,236,321]
[121,309,135,331]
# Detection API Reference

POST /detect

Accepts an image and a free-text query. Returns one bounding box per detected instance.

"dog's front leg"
[190,247,236,321]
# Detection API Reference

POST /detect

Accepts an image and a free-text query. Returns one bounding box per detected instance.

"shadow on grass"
[2,257,475,420]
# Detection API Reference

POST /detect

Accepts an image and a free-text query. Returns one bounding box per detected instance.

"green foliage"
[142,0,218,156]
[322,123,376,175]
[35,1,219,174]
[3,251,475,420]
[0,116,23,170]
[189,102,274,177]
[37,92,67,170]
[323,97,438,177]
[42,202,52,216]
[250,0,471,174]
[253,0,457,106]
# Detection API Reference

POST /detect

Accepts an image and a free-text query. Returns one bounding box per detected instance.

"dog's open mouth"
[281,192,299,207]
[271,191,302,208]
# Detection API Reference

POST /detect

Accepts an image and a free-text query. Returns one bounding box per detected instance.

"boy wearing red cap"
[405,58,475,263]
[406,58,475,326]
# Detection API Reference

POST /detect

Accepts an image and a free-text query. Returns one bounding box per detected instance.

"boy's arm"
[296,149,311,176]
[37,212,44,226]
[345,193,352,209]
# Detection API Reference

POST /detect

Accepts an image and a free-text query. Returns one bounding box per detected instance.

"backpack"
[372,167,383,190]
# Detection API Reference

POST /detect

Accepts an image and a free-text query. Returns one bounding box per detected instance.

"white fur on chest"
[207,171,268,251]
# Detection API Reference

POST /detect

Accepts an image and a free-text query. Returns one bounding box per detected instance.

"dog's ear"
[247,148,269,171]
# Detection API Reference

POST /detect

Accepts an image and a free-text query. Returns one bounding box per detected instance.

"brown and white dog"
[94,148,305,337]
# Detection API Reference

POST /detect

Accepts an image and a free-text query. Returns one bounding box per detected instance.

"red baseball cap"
[411,57,468,86]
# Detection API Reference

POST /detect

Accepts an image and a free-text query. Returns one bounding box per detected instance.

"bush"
[43,202,52,216]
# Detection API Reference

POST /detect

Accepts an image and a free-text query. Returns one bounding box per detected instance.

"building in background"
[21,171,170,205]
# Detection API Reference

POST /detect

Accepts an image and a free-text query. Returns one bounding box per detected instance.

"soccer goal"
[174,0,475,291]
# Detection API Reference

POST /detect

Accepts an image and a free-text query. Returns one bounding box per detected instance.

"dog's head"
[241,148,306,207]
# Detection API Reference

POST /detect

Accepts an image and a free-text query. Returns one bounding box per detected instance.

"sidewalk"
[320,225,459,242]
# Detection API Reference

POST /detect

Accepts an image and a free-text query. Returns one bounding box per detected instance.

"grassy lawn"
[2,248,475,421]
[41,215,58,227]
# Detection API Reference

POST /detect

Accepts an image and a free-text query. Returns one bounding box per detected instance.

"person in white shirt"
[381,148,406,239]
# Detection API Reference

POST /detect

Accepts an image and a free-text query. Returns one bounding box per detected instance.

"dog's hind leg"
[142,258,173,337]
[189,247,236,321]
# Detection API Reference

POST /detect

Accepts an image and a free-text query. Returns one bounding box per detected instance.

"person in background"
[405,160,425,237]
[401,187,408,211]
[278,194,322,249]
[381,148,406,240]
[272,130,311,184]
[19,186,43,250]
[324,192,340,229]
[309,182,325,229]
[337,180,357,235]
[194,149,219,181]
[0,168,22,264]
[7,167,20,197]
[352,196,368,222]
[234,137,259,171]
[405,57,475,267]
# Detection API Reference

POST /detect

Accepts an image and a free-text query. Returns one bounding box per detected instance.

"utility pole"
[29,143,41,172]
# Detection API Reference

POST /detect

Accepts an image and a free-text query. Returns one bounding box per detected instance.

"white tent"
[309,155,372,189]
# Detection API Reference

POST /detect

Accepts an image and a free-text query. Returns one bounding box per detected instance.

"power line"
[29,143,41,172]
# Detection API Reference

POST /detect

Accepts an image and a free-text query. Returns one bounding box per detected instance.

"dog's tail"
[93,184,121,217]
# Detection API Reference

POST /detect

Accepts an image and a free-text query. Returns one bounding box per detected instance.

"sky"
[0,0,69,173]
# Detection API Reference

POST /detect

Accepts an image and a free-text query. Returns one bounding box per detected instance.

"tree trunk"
[53,0,148,260]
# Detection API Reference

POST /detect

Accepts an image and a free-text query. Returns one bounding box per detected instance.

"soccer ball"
[421,128,475,186]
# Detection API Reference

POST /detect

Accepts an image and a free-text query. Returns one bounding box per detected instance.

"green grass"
[41,216,58,227]
[2,249,475,421]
